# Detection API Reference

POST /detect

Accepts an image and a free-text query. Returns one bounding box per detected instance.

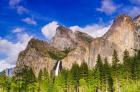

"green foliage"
[104,58,114,92]
[2,49,140,92]
[48,50,66,60]
[77,32,93,43]
[112,49,119,66]
[80,62,88,81]
[95,54,105,87]
[13,66,36,92]
[48,48,71,60]
[70,63,80,91]
[123,49,131,82]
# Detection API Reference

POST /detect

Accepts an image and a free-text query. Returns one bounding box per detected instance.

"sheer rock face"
[15,38,56,76]
[89,15,139,66]
[51,26,93,69]
[103,15,136,56]
[15,14,140,75]
[133,16,140,50]
[62,31,93,69]
[50,26,77,50]
[90,38,118,66]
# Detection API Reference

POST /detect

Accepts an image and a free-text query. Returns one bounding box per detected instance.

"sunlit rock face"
[90,38,118,67]
[15,14,140,76]
[89,14,139,66]
[51,26,93,69]
[103,15,136,55]
[15,38,56,76]
[51,26,77,51]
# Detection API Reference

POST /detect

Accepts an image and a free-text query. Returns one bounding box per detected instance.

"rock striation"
[15,14,140,75]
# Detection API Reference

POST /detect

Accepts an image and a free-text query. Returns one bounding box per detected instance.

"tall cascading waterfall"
[55,61,61,76]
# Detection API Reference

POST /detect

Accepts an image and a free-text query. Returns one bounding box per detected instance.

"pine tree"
[135,50,140,79]
[112,49,119,77]
[130,54,137,80]
[104,58,114,92]
[112,50,119,67]
[80,62,88,81]
[58,69,68,91]
[0,71,7,91]
[95,54,105,91]
[112,50,120,92]
[71,63,80,92]
[123,49,130,83]
[67,71,74,92]
[14,66,36,92]
[38,69,43,92]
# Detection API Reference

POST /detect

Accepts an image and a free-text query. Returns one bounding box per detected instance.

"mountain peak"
[56,25,73,36]
[133,15,140,20]
[103,14,135,38]
[51,26,76,50]
[133,15,140,32]
[112,14,133,29]
[15,14,140,77]
[115,14,132,21]
[56,25,70,31]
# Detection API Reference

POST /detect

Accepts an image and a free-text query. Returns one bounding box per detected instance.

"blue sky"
[0,0,140,71]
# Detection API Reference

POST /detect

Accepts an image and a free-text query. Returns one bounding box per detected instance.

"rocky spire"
[103,14,135,38]
[51,25,77,50]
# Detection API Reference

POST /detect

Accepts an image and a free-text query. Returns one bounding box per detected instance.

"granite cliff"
[15,14,140,76]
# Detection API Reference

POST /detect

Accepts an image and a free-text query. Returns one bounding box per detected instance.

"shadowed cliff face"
[133,15,140,32]
[15,14,140,76]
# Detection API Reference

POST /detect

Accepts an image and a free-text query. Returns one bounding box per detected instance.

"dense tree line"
[1,49,140,92]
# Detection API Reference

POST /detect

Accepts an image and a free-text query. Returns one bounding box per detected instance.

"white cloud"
[70,24,111,38]
[125,7,140,17]
[12,27,24,33]
[9,0,21,8]
[129,0,140,5]
[0,60,15,72]
[0,33,32,72]
[9,0,28,15]
[41,21,111,39]
[41,21,59,40]
[22,17,37,25]
[97,0,117,15]
[17,6,28,14]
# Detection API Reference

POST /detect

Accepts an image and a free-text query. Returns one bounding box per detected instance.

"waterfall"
[55,61,61,76]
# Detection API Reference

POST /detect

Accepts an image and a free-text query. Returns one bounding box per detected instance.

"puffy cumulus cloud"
[41,21,111,39]
[12,27,25,33]
[0,33,32,72]
[97,0,117,15]
[22,17,37,25]
[41,21,59,40]
[70,24,111,38]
